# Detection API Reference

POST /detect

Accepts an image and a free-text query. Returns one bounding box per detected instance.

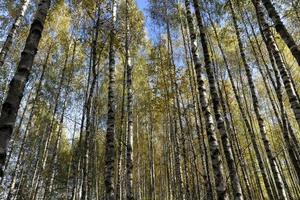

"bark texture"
[230,1,288,199]
[192,1,243,199]
[125,0,134,198]
[105,1,117,199]
[0,0,51,177]
[254,0,300,129]
[184,1,228,199]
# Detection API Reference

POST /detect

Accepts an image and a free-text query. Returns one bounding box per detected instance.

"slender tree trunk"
[148,115,156,200]
[43,101,66,200]
[164,5,188,198]
[219,79,255,199]
[184,1,228,199]
[179,88,201,200]
[207,9,274,199]
[71,40,94,200]
[245,4,300,182]
[30,46,69,199]
[43,63,74,199]
[125,0,134,198]
[169,39,190,200]
[135,114,142,200]
[180,14,213,199]
[229,1,288,199]
[81,8,101,199]
[62,40,77,200]
[159,45,185,200]
[209,38,252,198]
[116,60,126,200]
[254,0,300,131]
[192,1,243,199]
[0,0,51,177]
[66,115,77,200]
[161,71,177,200]
[105,1,117,199]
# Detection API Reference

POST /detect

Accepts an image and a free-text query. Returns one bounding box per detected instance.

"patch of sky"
[136,0,160,44]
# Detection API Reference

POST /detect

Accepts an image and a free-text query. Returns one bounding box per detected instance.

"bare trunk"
[230,1,288,199]
[125,0,134,198]
[207,8,275,199]
[184,1,228,199]
[0,0,51,177]
[192,1,243,199]
[105,1,117,199]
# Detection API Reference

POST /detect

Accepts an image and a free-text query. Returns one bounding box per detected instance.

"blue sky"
[136,0,157,43]
[136,0,147,11]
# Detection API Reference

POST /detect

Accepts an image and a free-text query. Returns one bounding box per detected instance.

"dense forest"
[0,0,299,199]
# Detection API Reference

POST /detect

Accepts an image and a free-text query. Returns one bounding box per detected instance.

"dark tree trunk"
[0,0,51,177]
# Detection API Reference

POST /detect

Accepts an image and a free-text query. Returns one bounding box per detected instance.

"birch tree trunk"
[179,15,213,199]
[43,64,74,199]
[192,1,243,199]
[184,1,228,199]
[105,1,117,199]
[125,0,134,198]
[206,10,275,199]
[254,0,300,131]
[81,8,101,199]
[0,0,51,177]
[116,60,126,200]
[245,4,300,181]
[229,1,288,199]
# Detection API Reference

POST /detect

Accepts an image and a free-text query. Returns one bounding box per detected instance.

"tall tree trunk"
[0,0,29,67]
[229,1,288,199]
[105,1,117,199]
[71,39,94,200]
[184,1,228,199]
[192,1,243,199]
[136,115,142,200]
[206,9,275,199]
[66,115,77,200]
[245,3,300,182]
[219,79,255,199]
[159,45,185,200]
[62,40,77,200]
[125,0,134,199]
[5,47,50,198]
[180,14,213,199]
[81,7,101,199]
[0,0,51,177]
[148,115,156,200]
[115,58,126,200]
[42,101,66,200]
[164,4,189,198]
[254,0,300,131]
[260,0,300,67]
